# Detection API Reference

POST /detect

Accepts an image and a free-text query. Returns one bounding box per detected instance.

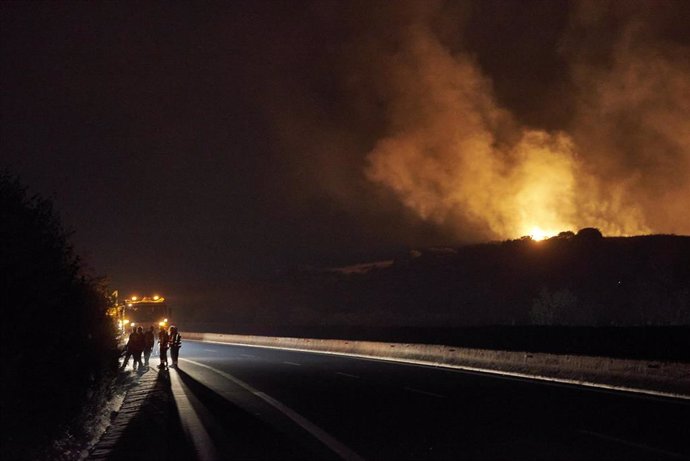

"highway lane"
[171,340,690,460]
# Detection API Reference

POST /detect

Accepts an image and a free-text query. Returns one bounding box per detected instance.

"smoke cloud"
[266,0,689,242]
[364,22,590,239]
[566,1,690,235]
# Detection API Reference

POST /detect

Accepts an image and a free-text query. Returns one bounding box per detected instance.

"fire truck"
[109,294,172,334]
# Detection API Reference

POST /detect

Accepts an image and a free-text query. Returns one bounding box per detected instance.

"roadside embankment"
[185,332,690,399]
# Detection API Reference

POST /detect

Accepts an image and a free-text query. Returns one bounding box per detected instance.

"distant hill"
[182,231,689,360]
[244,231,690,328]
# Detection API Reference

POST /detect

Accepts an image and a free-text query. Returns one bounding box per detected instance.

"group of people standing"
[120,325,182,371]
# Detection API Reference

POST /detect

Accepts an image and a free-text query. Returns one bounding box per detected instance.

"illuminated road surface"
[169,340,689,460]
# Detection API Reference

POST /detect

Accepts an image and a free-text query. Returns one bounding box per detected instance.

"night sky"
[3,1,689,316]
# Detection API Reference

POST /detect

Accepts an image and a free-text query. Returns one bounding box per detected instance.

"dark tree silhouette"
[0,171,118,460]
[576,227,603,240]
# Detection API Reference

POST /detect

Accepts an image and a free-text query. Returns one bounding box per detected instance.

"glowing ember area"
[368,124,623,240]
[368,125,650,240]
[528,227,554,241]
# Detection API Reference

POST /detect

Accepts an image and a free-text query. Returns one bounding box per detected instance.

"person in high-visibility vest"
[169,326,182,368]
[158,325,169,369]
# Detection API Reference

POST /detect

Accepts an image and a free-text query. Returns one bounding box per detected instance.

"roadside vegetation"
[0,171,119,460]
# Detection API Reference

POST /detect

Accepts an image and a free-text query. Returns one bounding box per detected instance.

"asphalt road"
[171,340,690,460]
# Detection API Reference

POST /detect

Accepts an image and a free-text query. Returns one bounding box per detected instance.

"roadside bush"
[0,172,118,460]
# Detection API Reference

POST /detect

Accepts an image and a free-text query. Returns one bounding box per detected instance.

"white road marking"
[180,358,364,461]
[403,386,447,399]
[283,361,301,366]
[192,340,690,401]
[578,429,686,459]
[336,372,360,379]
[203,349,218,353]
[169,368,220,461]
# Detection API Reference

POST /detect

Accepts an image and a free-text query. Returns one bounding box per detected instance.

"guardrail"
[184,332,690,399]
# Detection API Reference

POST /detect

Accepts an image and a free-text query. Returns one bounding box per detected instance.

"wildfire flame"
[527,227,555,241]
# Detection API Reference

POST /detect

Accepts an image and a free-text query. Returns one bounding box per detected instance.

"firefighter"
[120,325,136,370]
[130,326,145,371]
[169,326,182,368]
[143,326,155,367]
[158,325,170,369]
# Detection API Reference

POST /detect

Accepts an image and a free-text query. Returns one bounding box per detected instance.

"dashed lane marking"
[335,372,360,379]
[403,386,447,399]
[180,358,364,461]
[283,361,302,366]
